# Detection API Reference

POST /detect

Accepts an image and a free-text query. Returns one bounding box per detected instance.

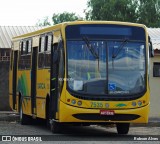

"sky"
[0,0,88,26]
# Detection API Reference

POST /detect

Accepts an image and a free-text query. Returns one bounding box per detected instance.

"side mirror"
[149,45,154,57]
[149,36,154,57]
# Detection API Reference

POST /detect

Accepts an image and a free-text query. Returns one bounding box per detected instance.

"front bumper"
[59,101,149,123]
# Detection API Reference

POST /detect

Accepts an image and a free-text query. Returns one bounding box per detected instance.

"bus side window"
[19,41,25,69]
[28,40,32,53]
[38,36,45,68]
[23,41,26,55]
[44,36,48,51]
[44,34,52,67]
[39,37,42,52]
[21,42,23,55]
[41,36,45,52]
[19,40,31,70]
[26,41,29,54]
[47,35,52,52]
[26,39,32,54]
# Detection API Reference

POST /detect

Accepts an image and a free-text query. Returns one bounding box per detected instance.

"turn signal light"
[67,99,70,102]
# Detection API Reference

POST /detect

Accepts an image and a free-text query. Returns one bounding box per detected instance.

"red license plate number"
[100,110,115,115]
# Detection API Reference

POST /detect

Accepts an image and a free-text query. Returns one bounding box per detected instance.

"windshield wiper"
[82,36,99,59]
[112,39,128,59]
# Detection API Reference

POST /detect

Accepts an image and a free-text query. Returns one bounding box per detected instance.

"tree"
[36,16,51,26]
[86,0,160,27]
[137,0,160,27]
[52,12,80,25]
[86,0,138,22]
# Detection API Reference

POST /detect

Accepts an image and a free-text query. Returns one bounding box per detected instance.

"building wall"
[149,55,160,118]
[0,61,10,110]
[0,49,10,62]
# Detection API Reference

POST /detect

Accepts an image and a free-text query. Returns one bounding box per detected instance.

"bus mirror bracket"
[53,40,62,63]
[52,34,63,63]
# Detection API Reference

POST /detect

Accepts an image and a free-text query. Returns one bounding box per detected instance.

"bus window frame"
[19,38,32,70]
[39,35,45,53]
[38,33,53,69]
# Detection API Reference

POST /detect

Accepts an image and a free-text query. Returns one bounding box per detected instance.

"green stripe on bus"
[52,78,56,81]
[51,88,55,91]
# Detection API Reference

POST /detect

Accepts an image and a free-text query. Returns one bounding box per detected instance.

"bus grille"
[72,113,140,121]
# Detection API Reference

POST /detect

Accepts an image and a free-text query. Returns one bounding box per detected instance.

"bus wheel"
[20,98,30,125]
[50,121,61,133]
[116,123,130,134]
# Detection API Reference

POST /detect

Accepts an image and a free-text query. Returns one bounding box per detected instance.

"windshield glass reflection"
[67,40,145,95]
[108,41,145,94]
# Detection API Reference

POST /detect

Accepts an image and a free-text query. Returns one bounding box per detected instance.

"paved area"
[0,121,160,143]
[0,111,159,143]
[0,111,19,122]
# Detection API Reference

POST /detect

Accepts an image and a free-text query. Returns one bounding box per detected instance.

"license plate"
[100,110,115,115]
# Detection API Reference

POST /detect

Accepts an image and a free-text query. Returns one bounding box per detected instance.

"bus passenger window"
[47,35,52,51]
[38,53,44,68]
[21,42,23,55]
[26,41,29,54]
[44,34,52,67]
[18,40,31,70]
[23,41,26,55]
[28,40,32,53]
[38,36,45,68]
[40,36,45,52]
[44,52,51,67]
[39,37,41,52]
[44,36,48,51]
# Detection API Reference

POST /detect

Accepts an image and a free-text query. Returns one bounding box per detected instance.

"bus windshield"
[66,24,146,96]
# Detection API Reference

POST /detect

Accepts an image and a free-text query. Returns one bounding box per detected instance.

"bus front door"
[50,42,59,120]
[31,47,38,116]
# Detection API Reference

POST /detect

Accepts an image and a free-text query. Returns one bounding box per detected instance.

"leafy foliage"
[137,0,160,27]
[52,12,80,25]
[36,16,51,26]
[86,0,160,27]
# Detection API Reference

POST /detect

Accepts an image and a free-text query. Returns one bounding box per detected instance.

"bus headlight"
[77,101,82,106]
[105,103,109,108]
[71,100,76,105]
[138,101,142,106]
[132,102,136,107]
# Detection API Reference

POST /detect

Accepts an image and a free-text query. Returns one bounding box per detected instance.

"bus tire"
[50,121,61,133]
[116,123,130,134]
[19,98,30,125]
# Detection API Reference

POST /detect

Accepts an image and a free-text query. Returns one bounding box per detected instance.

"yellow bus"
[9,21,154,134]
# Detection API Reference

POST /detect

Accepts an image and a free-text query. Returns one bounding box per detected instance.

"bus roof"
[12,21,146,41]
